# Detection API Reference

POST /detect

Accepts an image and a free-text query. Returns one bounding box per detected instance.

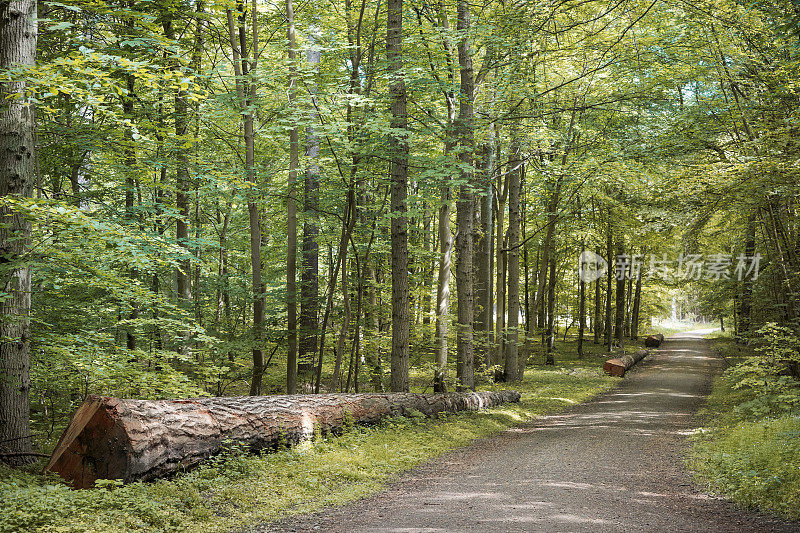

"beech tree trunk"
[387,0,410,392]
[0,0,37,465]
[504,142,521,381]
[614,241,626,351]
[47,390,521,488]
[455,0,475,390]
[630,259,642,340]
[593,251,602,344]
[286,0,299,393]
[299,27,321,389]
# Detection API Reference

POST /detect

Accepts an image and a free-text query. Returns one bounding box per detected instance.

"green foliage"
[688,338,800,519]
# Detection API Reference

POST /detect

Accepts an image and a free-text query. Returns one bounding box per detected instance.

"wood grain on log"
[604,349,649,377]
[45,390,520,489]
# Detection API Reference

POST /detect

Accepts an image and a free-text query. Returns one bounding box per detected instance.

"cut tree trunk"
[644,334,664,348]
[603,349,649,377]
[46,390,520,488]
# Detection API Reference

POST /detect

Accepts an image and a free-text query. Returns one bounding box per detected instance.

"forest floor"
[256,331,800,533]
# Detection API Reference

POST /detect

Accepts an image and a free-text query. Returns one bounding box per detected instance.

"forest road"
[255,331,800,533]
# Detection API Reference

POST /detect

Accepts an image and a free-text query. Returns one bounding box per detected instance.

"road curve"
[257,331,800,533]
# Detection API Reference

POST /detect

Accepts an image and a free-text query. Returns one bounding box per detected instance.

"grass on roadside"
[687,337,800,520]
[0,361,616,533]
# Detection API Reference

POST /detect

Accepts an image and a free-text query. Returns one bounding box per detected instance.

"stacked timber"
[603,349,650,377]
[45,390,520,488]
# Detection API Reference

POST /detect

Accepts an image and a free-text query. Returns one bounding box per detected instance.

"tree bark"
[387,0,410,392]
[299,26,322,389]
[603,349,649,377]
[286,0,299,393]
[614,241,626,350]
[455,0,475,390]
[226,0,265,395]
[504,142,521,381]
[473,143,493,369]
[630,257,642,340]
[0,0,36,465]
[46,390,521,488]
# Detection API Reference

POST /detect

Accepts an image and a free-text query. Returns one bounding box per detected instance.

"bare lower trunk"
[286,0,299,393]
[387,0,409,392]
[504,142,521,382]
[0,0,37,465]
[455,0,475,390]
[434,192,452,392]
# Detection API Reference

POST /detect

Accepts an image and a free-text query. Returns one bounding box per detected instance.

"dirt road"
[258,331,799,532]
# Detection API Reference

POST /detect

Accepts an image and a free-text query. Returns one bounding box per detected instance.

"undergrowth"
[688,331,800,520]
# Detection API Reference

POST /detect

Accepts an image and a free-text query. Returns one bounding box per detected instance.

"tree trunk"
[0,0,37,465]
[455,0,475,391]
[738,213,756,336]
[545,252,557,364]
[593,262,602,343]
[387,0,410,392]
[504,142,521,381]
[603,349,649,377]
[434,192,452,392]
[577,243,586,358]
[473,143,493,369]
[285,0,299,393]
[630,258,642,340]
[226,0,264,395]
[614,241,626,351]
[604,219,613,352]
[47,390,522,488]
[299,28,322,389]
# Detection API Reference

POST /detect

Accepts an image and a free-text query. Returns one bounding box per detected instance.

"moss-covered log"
[45,390,520,488]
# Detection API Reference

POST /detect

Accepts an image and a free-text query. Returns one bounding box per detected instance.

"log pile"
[45,390,520,489]
[603,349,650,377]
[644,333,665,347]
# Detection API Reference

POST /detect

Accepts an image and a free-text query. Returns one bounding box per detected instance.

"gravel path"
[256,331,800,532]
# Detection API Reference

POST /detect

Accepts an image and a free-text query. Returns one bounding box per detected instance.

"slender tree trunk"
[577,234,586,358]
[473,143,492,369]
[298,29,321,390]
[630,257,642,340]
[387,0,409,392]
[614,241,626,351]
[285,0,299,393]
[226,0,265,396]
[331,260,350,391]
[0,0,36,465]
[434,191,452,392]
[604,218,613,352]
[454,0,475,390]
[493,167,507,370]
[365,260,383,390]
[545,252,557,364]
[504,142,521,382]
[738,213,756,335]
[594,254,602,344]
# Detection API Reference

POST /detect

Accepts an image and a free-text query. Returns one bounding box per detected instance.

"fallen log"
[45,390,520,489]
[644,333,665,348]
[603,349,650,377]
